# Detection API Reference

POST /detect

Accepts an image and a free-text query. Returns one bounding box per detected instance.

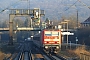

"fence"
[80,53,90,60]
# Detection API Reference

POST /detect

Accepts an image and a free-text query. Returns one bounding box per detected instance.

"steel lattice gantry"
[9,8,45,45]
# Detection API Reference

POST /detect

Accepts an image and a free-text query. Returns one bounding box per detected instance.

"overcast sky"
[1,0,90,10]
[0,0,90,22]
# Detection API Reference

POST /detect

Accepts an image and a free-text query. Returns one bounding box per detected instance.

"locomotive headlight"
[56,46,59,49]
[45,46,48,49]
[44,42,47,43]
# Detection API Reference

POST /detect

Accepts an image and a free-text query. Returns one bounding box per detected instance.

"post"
[76,37,78,48]
[76,10,78,46]
[70,41,71,49]
[31,19,32,28]
[61,20,69,49]
[0,34,1,41]
[9,15,15,45]
[77,10,78,28]
[31,36,33,40]
[67,22,68,45]
[64,20,69,49]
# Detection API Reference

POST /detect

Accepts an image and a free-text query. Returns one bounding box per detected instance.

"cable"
[58,0,79,18]
[0,0,23,13]
[21,0,28,1]
[64,0,78,11]
[78,0,90,9]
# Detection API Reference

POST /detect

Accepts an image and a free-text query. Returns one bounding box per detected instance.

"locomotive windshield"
[45,31,59,36]
[45,31,52,36]
[52,31,59,36]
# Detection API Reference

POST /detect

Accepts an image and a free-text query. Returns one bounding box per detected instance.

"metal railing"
[80,53,90,60]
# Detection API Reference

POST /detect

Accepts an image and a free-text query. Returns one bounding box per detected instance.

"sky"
[0,0,90,22]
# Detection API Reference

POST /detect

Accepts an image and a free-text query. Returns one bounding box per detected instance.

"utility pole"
[28,0,30,9]
[76,10,78,43]
[77,10,78,28]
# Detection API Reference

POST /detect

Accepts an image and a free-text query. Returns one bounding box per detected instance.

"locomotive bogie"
[43,45,60,53]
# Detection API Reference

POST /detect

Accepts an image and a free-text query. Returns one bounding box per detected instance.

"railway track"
[6,43,22,60]
[42,53,66,60]
[7,41,67,60]
[6,41,31,60]
[48,55,62,60]
[21,41,32,60]
[14,52,22,60]
[33,43,67,60]
[51,54,66,60]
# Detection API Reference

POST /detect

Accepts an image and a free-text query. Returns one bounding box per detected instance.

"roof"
[81,17,90,24]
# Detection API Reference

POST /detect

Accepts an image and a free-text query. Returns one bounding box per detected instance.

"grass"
[0,42,19,60]
[58,50,77,58]
[73,45,90,57]
[58,45,90,59]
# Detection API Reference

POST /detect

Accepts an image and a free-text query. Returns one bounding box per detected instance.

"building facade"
[81,17,90,27]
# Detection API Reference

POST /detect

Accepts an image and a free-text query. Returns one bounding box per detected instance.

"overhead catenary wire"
[0,0,28,13]
[64,0,78,11]
[0,1,19,13]
[59,0,79,18]
[59,0,90,19]
[64,0,90,12]
[78,0,90,9]
[0,0,90,16]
